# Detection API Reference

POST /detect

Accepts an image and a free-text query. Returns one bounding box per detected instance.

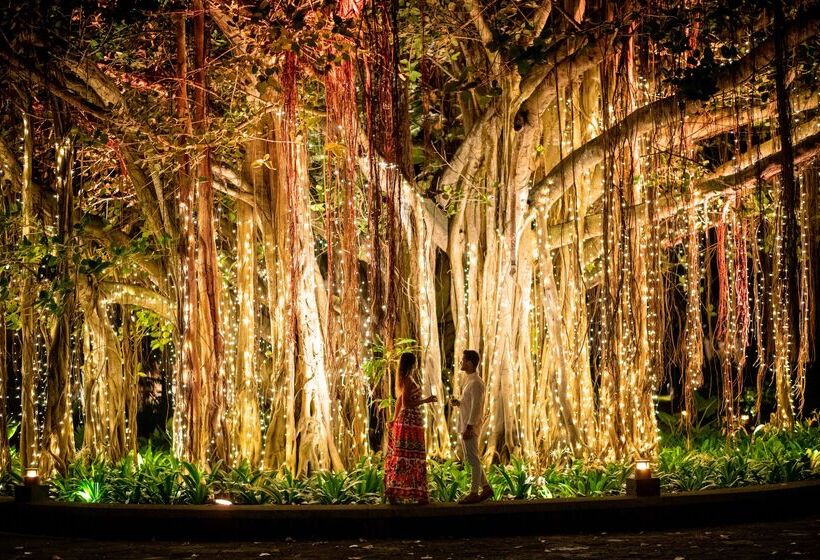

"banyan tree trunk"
[260,118,297,469]
[259,76,343,473]
[291,132,344,473]
[42,134,77,474]
[234,198,260,465]
[172,3,229,465]
[19,111,39,471]
[409,193,451,457]
[0,315,8,472]
[121,308,139,456]
[79,284,128,460]
[771,0,799,426]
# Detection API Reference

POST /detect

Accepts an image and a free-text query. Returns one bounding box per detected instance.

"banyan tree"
[0,0,818,475]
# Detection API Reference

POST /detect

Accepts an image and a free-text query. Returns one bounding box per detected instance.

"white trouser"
[461,435,488,494]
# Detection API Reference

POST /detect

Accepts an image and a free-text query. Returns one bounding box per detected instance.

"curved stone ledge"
[1,480,819,541]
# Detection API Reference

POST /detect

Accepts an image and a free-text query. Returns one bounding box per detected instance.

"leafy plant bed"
[2,422,819,506]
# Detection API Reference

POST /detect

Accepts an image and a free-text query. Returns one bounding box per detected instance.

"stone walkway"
[1,515,819,559]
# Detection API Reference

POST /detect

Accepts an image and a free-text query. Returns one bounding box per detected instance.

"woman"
[384,352,437,504]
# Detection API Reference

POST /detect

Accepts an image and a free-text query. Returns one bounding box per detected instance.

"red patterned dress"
[384,382,428,504]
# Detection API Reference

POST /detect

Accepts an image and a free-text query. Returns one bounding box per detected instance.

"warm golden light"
[635,460,652,480]
[24,468,39,486]
[1,0,813,477]
[214,498,233,506]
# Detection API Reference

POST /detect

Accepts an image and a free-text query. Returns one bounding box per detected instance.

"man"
[451,349,492,504]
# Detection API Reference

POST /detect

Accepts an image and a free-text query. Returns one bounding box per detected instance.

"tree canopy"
[0,0,818,474]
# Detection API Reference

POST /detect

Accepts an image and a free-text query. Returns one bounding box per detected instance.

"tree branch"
[527,12,820,210]
[99,281,174,323]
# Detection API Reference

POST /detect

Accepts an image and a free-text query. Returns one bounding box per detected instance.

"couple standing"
[384,350,492,505]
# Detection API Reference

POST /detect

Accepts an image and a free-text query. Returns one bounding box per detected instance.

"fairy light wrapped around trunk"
[715,207,739,428]
[323,0,369,463]
[752,217,768,423]
[281,50,344,473]
[19,110,39,471]
[361,0,404,347]
[172,2,229,465]
[359,0,406,453]
[682,195,705,425]
[794,168,813,413]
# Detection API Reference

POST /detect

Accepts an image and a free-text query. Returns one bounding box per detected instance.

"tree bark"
[771,0,799,424]
[19,111,39,471]
[42,133,77,474]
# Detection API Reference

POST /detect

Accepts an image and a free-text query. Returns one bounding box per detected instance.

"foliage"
[490,456,536,500]
[657,393,720,439]
[305,470,358,505]
[657,420,820,492]
[178,461,213,505]
[0,443,22,497]
[348,456,384,504]
[428,459,470,502]
[362,337,420,415]
[6,421,820,504]
[552,461,631,497]
[133,309,174,351]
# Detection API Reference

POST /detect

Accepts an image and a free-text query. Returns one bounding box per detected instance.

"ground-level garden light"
[626,460,660,497]
[214,495,233,506]
[15,467,49,503]
[24,467,39,486]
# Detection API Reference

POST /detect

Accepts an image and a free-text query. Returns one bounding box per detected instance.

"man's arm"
[461,385,477,438]
[465,385,485,438]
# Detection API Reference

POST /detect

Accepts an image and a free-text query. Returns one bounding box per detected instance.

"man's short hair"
[463,349,480,369]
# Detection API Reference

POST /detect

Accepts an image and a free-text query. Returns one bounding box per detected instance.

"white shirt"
[459,374,485,433]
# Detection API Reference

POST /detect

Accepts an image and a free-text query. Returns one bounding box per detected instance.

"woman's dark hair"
[463,349,480,369]
[398,352,417,379]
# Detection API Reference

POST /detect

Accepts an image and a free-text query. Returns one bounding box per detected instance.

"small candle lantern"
[627,459,660,497]
[634,460,651,480]
[24,468,39,486]
[15,466,49,502]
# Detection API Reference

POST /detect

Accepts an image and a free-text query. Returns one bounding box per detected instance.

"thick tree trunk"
[292,135,344,473]
[79,286,127,460]
[121,308,139,457]
[234,199,260,465]
[192,0,228,463]
[19,111,39,471]
[771,0,799,425]
[42,134,77,474]
[0,314,8,472]
[172,3,228,464]
[261,120,297,470]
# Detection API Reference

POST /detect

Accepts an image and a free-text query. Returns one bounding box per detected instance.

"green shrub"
[306,470,357,504]
[178,461,212,504]
[349,456,384,503]
[212,460,273,505]
[264,466,307,504]
[490,456,534,500]
[428,459,470,502]
[7,422,820,505]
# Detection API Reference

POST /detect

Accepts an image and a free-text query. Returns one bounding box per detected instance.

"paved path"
[1,515,819,559]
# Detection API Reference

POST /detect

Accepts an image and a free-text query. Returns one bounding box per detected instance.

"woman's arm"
[392,382,405,420]
[403,380,437,407]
